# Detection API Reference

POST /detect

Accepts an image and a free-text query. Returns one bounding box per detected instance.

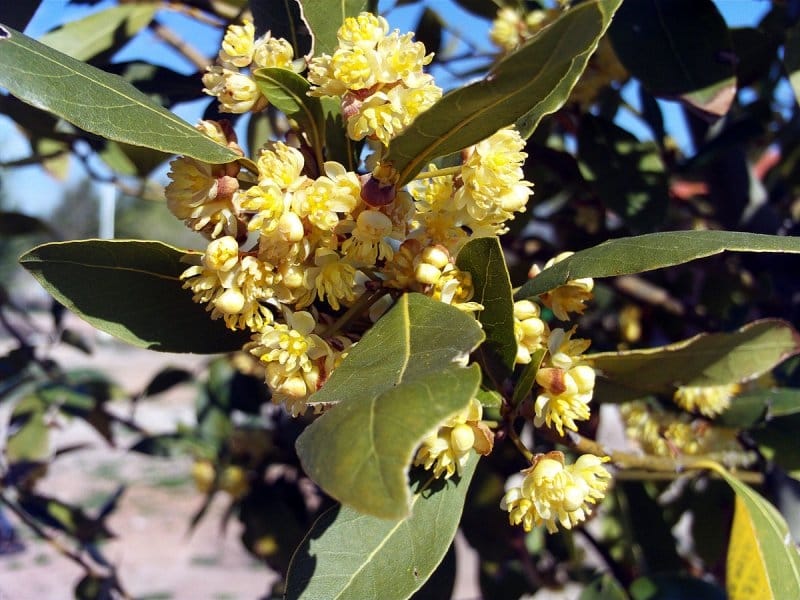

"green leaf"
[297,293,484,518]
[285,454,479,600]
[456,237,516,374]
[253,68,325,152]
[298,0,368,56]
[516,231,800,299]
[697,461,800,600]
[589,320,800,402]
[19,240,251,353]
[0,26,238,164]
[6,395,51,464]
[512,348,546,408]
[578,114,668,231]
[38,3,158,62]
[718,389,800,428]
[609,0,736,119]
[384,0,623,185]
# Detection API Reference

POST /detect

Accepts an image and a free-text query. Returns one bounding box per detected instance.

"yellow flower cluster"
[512,265,597,436]
[165,16,535,417]
[673,383,740,418]
[202,20,304,113]
[414,398,494,479]
[489,7,559,52]
[489,6,626,108]
[501,452,611,533]
[308,12,442,145]
[621,401,756,467]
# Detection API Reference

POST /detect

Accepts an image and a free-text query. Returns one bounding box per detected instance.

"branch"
[149,20,210,71]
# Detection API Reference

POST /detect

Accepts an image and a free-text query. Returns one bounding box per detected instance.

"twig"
[0,492,99,577]
[149,20,211,71]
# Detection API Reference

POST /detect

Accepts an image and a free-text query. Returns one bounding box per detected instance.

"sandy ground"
[0,313,483,600]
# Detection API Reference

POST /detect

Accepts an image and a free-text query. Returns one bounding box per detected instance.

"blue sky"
[0,0,775,219]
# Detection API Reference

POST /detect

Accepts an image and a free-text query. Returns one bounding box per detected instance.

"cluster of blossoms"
[501,452,611,533]
[489,4,627,108]
[168,12,616,536]
[621,401,756,467]
[202,20,305,113]
[499,254,612,532]
[166,14,532,428]
[673,383,740,418]
[307,12,442,146]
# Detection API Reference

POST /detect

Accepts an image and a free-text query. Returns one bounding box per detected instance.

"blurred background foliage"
[2,0,800,598]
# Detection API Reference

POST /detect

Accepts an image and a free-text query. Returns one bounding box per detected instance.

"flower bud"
[415,262,441,285]
[214,288,245,314]
[204,236,240,271]
[450,423,476,454]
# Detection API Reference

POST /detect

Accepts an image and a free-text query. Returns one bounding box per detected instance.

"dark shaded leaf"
[457,237,516,375]
[578,114,668,231]
[252,0,312,58]
[0,1,42,32]
[19,240,251,353]
[609,0,736,119]
[141,366,194,398]
[516,231,800,300]
[415,8,443,57]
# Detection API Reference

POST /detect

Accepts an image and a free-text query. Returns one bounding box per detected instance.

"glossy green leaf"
[457,237,516,374]
[589,320,800,402]
[253,68,325,152]
[384,0,623,185]
[298,0,368,56]
[512,348,546,408]
[19,240,251,353]
[516,231,800,299]
[609,0,736,119]
[578,114,668,231]
[0,26,238,164]
[38,4,158,62]
[718,389,800,428]
[697,461,800,600]
[285,454,479,600]
[297,293,484,518]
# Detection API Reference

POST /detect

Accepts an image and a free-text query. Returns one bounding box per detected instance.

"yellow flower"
[252,35,301,71]
[219,20,255,68]
[250,310,332,416]
[414,397,494,479]
[300,248,359,310]
[489,8,526,51]
[533,364,595,435]
[181,237,275,331]
[240,182,286,234]
[430,264,483,312]
[501,453,611,533]
[340,210,394,266]
[165,157,241,239]
[203,66,266,114]
[292,164,360,231]
[673,383,740,418]
[538,252,594,321]
[337,12,389,48]
[255,142,306,191]
[455,128,533,225]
